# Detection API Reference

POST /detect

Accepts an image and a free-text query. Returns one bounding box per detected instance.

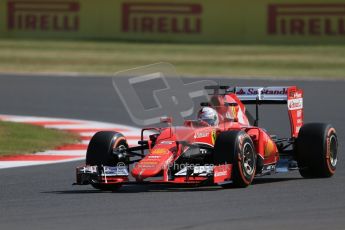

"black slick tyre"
[86,131,128,191]
[86,131,128,166]
[295,123,338,178]
[214,130,256,188]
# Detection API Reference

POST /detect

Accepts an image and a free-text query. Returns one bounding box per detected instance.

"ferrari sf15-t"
[75,85,338,190]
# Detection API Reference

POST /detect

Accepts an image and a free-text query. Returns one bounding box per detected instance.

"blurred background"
[0,0,344,78]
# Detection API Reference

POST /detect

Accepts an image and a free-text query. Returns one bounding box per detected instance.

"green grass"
[0,121,79,156]
[0,39,344,78]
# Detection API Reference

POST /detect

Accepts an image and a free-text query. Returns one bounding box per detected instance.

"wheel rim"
[116,144,127,152]
[242,142,255,176]
[113,144,127,162]
[113,137,127,153]
[329,134,338,167]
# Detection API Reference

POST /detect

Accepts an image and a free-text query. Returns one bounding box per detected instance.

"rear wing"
[234,87,288,104]
[231,86,303,138]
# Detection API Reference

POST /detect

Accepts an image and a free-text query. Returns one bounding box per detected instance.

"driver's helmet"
[197,107,219,126]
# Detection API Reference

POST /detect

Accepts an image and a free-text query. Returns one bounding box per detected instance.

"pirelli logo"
[122,3,202,34]
[268,4,345,36]
[7,1,80,31]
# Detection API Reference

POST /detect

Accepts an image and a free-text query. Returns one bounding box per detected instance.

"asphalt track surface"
[0,74,344,230]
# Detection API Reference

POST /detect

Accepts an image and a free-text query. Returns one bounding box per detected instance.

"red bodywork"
[77,86,304,186]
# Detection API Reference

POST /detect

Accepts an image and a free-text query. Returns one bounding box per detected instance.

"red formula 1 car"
[75,85,338,190]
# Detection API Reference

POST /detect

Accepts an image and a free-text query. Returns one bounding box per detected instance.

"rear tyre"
[214,131,256,188]
[295,123,338,178]
[86,131,128,191]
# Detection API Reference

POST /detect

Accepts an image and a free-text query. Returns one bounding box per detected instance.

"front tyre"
[214,131,256,188]
[296,123,338,178]
[86,131,128,166]
[86,131,128,191]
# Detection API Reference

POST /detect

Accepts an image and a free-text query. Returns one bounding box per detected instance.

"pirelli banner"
[0,0,344,43]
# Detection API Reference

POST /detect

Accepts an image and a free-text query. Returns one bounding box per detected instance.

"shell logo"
[151,148,167,155]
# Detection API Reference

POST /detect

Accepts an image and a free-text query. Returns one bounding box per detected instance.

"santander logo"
[236,87,288,95]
